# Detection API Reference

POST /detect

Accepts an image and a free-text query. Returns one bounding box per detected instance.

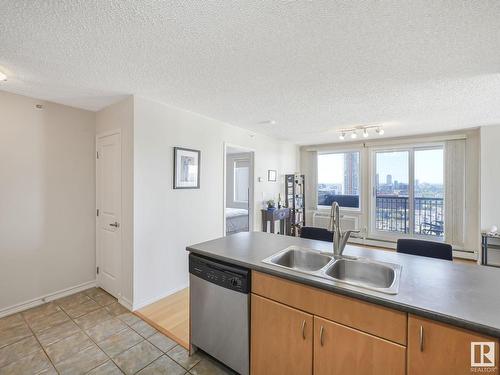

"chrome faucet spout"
[329,202,359,256]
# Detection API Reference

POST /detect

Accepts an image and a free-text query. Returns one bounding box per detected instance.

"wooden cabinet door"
[408,315,499,375]
[314,316,405,375]
[251,294,313,375]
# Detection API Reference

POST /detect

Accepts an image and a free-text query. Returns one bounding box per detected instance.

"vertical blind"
[444,139,466,248]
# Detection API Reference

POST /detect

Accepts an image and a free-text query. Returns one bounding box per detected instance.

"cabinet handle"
[319,326,325,346]
[301,320,306,340]
[419,325,424,352]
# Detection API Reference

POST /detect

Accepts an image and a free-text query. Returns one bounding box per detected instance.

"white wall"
[480,125,500,232]
[0,91,96,313]
[133,96,298,309]
[95,97,134,308]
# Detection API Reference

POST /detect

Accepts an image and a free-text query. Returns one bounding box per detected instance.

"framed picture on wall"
[268,169,277,182]
[173,147,200,189]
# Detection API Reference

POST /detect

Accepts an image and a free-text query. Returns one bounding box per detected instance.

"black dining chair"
[300,227,333,243]
[396,239,453,261]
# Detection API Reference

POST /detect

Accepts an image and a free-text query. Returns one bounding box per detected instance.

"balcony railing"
[375,196,444,237]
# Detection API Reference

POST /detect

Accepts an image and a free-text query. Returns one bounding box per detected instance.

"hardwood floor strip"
[134,288,189,350]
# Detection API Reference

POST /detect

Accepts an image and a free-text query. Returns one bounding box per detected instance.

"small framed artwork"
[268,169,277,182]
[173,147,200,189]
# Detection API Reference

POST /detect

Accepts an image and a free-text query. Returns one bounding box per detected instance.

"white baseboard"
[348,237,478,261]
[118,296,133,311]
[0,279,97,318]
[348,237,397,250]
[132,283,188,311]
[452,250,478,261]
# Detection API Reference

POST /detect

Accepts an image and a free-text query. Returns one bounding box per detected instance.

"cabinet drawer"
[252,271,407,345]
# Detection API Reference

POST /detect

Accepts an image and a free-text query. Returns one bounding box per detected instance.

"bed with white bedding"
[226,208,249,234]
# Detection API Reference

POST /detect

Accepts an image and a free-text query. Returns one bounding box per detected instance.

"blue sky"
[318,149,444,185]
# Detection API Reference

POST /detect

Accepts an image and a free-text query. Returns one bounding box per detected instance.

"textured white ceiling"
[1,1,500,144]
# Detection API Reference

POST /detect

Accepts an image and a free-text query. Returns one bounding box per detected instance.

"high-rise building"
[386,174,392,185]
[343,152,359,195]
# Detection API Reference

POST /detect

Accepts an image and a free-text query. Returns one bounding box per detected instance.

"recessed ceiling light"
[363,128,369,138]
[259,120,276,125]
[351,131,358,139]
[0,71,6,81]
[339,132,345,140]
[376,127,385,135]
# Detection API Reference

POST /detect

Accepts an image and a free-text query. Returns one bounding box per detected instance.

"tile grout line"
[0,326,32,353]
[0,289,114,374]
[37,290,116,374]
[51,295,102,374]
[74,292,192,375]
[77,289,161,374]
[66,315,110,374]
[164,345,201,373]
[19,307,62,374]
[64,291,123,375]
[1,289,190,375]
[0,302,63,352]
[67,290,140,374]
[106,338,148,374]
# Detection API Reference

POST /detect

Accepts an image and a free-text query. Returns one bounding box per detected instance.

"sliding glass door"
[414,148,444,237]
[371,146,444,239]
[374,150,410,234]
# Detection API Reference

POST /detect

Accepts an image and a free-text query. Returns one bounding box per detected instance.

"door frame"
[96,129,123,298]
[223,142,255,236]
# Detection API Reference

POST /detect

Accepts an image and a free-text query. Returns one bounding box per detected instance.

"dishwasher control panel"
[189,253,249,293]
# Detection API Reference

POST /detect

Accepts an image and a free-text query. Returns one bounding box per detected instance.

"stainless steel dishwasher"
[189,253,249,375]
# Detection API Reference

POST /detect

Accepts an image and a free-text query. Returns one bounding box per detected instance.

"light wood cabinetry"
[314,316,406,375]
[251,294,313,375]
[408,315,499,375]
[252,271,407,344]
[250,271,500,375]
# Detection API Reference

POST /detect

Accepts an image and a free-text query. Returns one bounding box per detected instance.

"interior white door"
[96,132,122,298]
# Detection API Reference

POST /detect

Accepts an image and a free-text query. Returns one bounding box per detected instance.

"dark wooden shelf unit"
[285,174,305,236]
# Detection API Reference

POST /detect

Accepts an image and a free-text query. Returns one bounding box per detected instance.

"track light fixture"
[336,125,385,141]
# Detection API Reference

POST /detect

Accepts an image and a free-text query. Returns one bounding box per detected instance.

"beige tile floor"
[0,288,235,375]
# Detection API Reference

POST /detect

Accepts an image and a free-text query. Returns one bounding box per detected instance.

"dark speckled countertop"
[187,231,500,338]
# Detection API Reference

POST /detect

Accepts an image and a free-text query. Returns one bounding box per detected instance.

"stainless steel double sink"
[262,246,402,294]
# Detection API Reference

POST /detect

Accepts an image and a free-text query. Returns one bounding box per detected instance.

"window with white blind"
[233,159,249,203]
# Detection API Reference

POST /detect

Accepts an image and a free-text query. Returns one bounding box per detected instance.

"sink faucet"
[329,202,360,256]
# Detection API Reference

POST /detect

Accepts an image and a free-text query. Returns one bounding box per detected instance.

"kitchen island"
[187,231,500,374]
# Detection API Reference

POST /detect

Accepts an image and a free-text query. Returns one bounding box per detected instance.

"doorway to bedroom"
[224,144,255,236]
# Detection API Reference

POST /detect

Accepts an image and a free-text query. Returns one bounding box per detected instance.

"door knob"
[109,222,120,228]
